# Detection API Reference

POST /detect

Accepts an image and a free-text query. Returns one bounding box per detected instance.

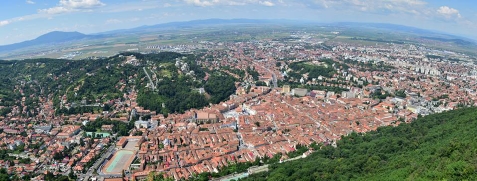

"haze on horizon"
[0,0,476,46]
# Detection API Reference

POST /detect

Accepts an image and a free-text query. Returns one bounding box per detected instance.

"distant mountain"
[334,22,477,44]
[0,31,92,53]
[2,19,475,55]
[99,19,476,43]
[334,22,436,34]
[97,18,303,34]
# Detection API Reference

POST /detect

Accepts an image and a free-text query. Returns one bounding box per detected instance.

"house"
[135,120,150,129]
[34,125,52,134]
[8,144,17,150]
[56,125,81,138]
[292,88,308,97]
[282,85,291,93]
[3,128,19,134]
[194,111,219,124]
[341,91,356,99]
[101,125,114,132]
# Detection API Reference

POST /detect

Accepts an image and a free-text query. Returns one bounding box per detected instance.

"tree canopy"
[204,73,237,104]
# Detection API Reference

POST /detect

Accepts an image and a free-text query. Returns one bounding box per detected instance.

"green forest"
[204,73,237,104]
[287,61,336,80]
[241,107,477,181]
[81,117,134,136]
[286,58,349,82]
[0,52,226,117]
[135,53,236,115]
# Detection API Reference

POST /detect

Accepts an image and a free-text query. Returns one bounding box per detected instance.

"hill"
[242,107,477,181]
[0,31,90,53]
[0,52,236,117]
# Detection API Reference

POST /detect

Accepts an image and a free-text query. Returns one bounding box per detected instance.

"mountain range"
[0,19,475,53]
[0,31,92,53]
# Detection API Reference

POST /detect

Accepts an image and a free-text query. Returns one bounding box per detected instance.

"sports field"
[102,150,136,174]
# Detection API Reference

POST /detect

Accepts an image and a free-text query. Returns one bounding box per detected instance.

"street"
[79,145,116,181]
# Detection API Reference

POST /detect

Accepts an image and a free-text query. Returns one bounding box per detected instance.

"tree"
[69,168,76,179]
[395,89,406,98]
[134,131,143,136]
[80,138,85,147]
[255,81,267,86]
[204,73,236,104]
[0,168,8,180]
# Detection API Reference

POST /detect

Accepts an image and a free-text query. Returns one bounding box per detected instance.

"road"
[79,145,116,181]
[271,73,277,88]
[253,62,277,88]
[214,154,308,181]
[143,67,156,91]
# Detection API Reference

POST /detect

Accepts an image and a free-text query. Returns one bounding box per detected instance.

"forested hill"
[0,52,237,117]
[242,107,477,181]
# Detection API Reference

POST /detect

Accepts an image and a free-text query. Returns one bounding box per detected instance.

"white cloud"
[437,6,461,19]
[129,18,140,22]
[309,0,427,14]
[163,3,172,7]
[306,0,467,21]
[184,0,218,7]
[39,0,105,14]
[106,19,122,24]
[39,7,70,14]
[102,2,159,13]
[106,17,143,24]
[0,20,10,27]
[183,0,279,7]
[26,0,35,4]
[259,1,274,6]
[59,0,105,9]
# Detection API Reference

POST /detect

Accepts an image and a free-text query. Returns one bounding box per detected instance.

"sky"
[0,0,476,45]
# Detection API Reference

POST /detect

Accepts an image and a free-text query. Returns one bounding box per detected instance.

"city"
[1,0,477,180]
[1,29,477,180]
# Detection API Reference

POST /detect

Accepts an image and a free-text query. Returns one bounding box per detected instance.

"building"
[194,111,219,124]
[101,125,114,132]
[292,88,308,97]
[116,136,144,149]
[116,137,128,148]
[8,144,17,150]
[34,125,52,134]
[282,85,291,93]
[104,178,124,181]
[341,91,356,99]
[135,120,150,129]
[314,90,326,99]
[56,125,81,138]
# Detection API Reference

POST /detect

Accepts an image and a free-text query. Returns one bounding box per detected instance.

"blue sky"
[0,0,476,45]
